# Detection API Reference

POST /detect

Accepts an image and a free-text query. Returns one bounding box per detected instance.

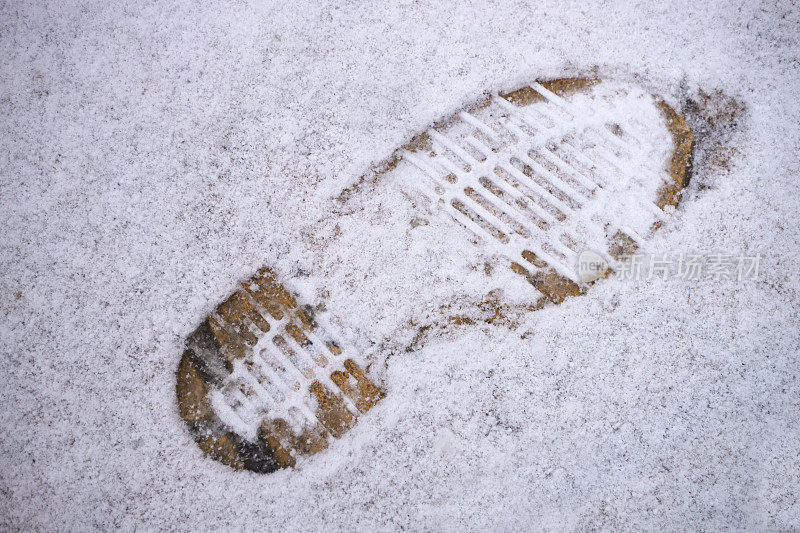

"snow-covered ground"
[1,0,798,530]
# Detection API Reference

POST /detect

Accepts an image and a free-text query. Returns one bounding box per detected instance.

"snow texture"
[1,0,799,530]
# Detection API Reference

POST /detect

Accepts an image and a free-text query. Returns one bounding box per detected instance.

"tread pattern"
[399,79,692,302]
[176,78,693,473]
[177,267,384,472]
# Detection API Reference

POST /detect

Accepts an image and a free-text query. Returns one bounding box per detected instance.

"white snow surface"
[1,0,799,530]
